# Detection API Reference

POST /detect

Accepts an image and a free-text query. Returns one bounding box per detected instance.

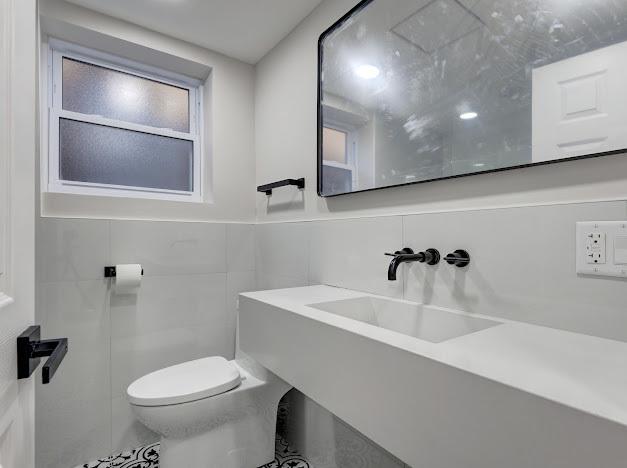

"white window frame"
[45,39,203,202]
[322,121,358,187]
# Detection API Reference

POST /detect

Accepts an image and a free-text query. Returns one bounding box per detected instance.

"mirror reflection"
[319,0,627,196]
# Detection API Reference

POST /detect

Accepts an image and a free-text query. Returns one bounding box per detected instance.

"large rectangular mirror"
[318,0,627,197]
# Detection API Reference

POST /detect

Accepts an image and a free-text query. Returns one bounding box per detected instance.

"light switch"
[615,236,627,265]
[576,221,627,278]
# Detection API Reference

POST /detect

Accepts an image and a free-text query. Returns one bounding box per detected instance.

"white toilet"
[126,354,291,468]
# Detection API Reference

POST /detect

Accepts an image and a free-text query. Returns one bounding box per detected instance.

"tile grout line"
[306,221,312,286]
[224,223,231,358]
[401,215,406,299]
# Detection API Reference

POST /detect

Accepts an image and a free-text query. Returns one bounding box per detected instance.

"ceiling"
[63,0,324,64]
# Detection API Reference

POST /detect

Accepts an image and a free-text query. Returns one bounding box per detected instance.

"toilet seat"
[127,356,241,406]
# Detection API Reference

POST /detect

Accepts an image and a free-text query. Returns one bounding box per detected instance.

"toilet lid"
[127,356,241,406]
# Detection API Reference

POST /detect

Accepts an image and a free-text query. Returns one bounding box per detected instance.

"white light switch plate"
[615,236,627,265]
[576,221,627,277]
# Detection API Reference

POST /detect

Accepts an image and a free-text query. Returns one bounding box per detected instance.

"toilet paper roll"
[114,264,142,294]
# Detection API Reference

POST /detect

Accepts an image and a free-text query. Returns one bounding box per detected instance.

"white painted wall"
[255,0,627,222]
[39,0,256,223]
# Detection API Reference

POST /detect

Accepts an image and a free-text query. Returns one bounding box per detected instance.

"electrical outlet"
[576,222,627,277]
[585,232,606,264]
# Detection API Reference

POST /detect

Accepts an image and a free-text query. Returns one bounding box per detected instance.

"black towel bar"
[257,178,305,195]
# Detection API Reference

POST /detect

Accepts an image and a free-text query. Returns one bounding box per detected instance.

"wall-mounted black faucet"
[385,248,440,280]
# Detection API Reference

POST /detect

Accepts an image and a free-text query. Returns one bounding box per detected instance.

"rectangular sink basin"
[307,296,501,343]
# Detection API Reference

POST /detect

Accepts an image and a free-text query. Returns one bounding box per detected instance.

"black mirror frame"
[316,0,626,198]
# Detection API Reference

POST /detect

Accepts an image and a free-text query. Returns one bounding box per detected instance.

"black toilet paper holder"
[104,266,144,278]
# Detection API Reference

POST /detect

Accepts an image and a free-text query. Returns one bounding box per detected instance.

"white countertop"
[241,285,627,428]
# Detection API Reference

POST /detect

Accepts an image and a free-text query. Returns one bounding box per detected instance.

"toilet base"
[159,411,276,468]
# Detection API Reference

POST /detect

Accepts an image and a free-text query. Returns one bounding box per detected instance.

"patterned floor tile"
[74,436,311,468]
[260,435,312,468]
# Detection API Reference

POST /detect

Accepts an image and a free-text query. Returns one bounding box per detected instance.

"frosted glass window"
[62,58,190,132]
[59,119,193,192]
[46,41,202,201]
[323,127,347,163]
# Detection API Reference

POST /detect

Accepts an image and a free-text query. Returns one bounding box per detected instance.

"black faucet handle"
[384,248,415,257]
[444,249,471,268]
[386,248,439,265]
[419,248,440,265]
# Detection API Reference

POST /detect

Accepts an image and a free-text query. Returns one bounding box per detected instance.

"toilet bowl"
[127,355,291,468]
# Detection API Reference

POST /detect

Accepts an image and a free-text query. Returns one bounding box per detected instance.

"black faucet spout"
[386,248,424,281]
[387,255,404,281]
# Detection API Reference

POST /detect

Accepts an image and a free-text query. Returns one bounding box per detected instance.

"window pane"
[59,118,193,192]
[62,58,190,132]
[323,127,347,163]
[322,164,352,195]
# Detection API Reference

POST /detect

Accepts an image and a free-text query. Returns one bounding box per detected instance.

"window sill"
[40,190,226,223]
[46,183,202,204]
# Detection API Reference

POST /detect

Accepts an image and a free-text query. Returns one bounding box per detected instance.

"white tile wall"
[36,396,111,468]
[255,222,310,289]
[402,202,627,340]
[226,224,257,357]
[36,219,253,467]
[309,216,403,298]
[227,271,256,357]
[110,220,227,276]
[227,224,256,272]
[37,280,110,403]
[111,395,157,454]
[35,280,110,468]
[37,218,109,282]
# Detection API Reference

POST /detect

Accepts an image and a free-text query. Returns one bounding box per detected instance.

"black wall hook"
[17,326,68,384]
